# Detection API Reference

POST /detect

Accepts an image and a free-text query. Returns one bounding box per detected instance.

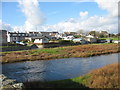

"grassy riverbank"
[24,63,119,88]
[1,43,120,64]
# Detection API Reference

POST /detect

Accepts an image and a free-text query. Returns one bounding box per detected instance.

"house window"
[22,34,25,36]
[19,34,21,36]
[13,37,17,40]
[12,34,17,36]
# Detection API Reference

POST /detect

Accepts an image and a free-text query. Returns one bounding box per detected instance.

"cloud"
[1,0,118,34]
[14,0,118,33]
[38,13,118,33]
[80,11,88,17]
[42,0,118,33]
[18,0,46,32]
[95,0,119,17]
[0,20,13,31]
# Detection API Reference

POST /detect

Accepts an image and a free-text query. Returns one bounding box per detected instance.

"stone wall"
[0,74,24,90]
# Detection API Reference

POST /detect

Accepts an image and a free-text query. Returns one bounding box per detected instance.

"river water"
[2,53,119,83]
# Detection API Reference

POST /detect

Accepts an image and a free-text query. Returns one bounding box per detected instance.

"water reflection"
[2,53,119,82]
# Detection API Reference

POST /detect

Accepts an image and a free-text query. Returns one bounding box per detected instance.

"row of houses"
[0,30,98,45]
[0,30,63,44]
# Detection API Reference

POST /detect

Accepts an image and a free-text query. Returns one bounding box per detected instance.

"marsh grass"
[1,43,120,63]
[85,63,120,88]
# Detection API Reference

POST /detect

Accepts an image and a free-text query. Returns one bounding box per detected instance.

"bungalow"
[63,35,75,40]
[73,38,88,44]
[85,35,97,43]
[34,36,49,44]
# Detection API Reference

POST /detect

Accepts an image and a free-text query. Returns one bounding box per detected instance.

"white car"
[16,41,27,45]
[113,40,120,43]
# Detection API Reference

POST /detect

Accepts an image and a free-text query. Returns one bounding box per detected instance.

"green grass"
[40,48,65,54]
[29,47,65,55]
[0,46,65,55]
[71,75,90,84]
[100,38,120,41]
[24,75,90,88]
[0,46,18,48]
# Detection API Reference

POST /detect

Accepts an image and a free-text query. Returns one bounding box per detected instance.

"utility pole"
[108,29,112,43]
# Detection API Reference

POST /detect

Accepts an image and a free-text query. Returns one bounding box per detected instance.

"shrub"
[59,40,75,45]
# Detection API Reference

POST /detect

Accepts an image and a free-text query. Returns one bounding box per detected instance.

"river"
[2,53,119,83]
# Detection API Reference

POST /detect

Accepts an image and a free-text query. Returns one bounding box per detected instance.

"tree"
[100,31,108,38]
[110,34,115,37]
[77,29,89,36]
[77,29,84,34]
[74,35,81,38]
[89,31,97,37]
[116,33,120,36]
[88,30,110,38]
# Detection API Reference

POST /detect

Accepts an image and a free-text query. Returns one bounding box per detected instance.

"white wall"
[34,38,48,44]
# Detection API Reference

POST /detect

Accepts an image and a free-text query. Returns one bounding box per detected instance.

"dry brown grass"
[84,63,120,88]
[1,43,120,63]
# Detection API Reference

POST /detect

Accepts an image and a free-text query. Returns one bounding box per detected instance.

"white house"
[86,35,97,43]
[63,35,75,40]
[7,32,28,42]
[86,35,95,38]
[73,38,88,44]
[34,36,49,44]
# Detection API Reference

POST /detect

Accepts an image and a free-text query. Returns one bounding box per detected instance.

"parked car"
[113,40,120,43]
[97,39,107,43]
[15,41,27,46]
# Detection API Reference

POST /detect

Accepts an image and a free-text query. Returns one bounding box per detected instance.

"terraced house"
[7,31,28,42]
[0,30,61,44]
